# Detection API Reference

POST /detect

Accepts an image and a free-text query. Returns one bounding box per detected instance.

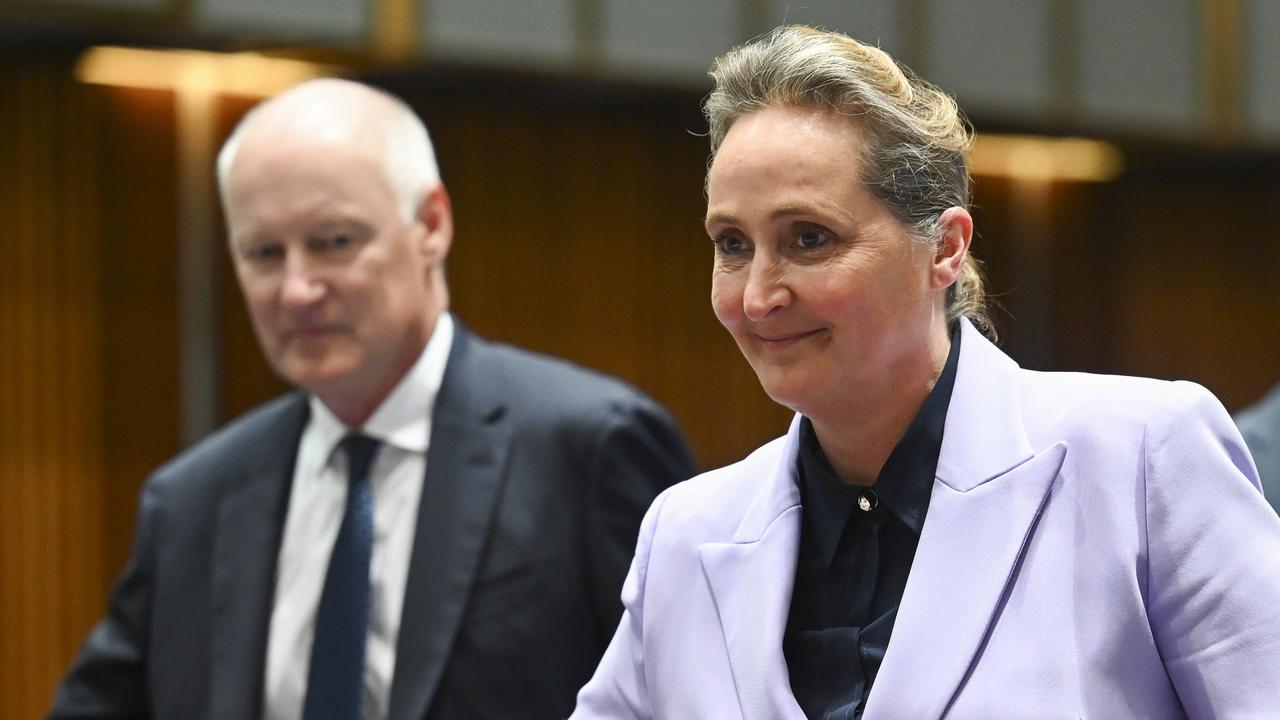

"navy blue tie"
[303,434,381,720]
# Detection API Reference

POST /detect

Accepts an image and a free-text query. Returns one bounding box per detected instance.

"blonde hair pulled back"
[704,25,992,336]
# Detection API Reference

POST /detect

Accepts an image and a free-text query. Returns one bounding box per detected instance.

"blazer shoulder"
[467,334,668,418]
[646,435,790,543]
[147,392,307,495]
[1017,369,1228,447]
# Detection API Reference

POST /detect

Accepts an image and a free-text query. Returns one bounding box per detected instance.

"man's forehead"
[223,140,389,217]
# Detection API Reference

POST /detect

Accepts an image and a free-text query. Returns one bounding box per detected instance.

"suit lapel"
[864,444,1065,719]
[388,327,511,720]
[209,394,308,719]
[698,419,807,720]
[865,320,1068,719]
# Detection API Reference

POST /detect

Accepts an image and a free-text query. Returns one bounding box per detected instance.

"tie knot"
[339,434,381,485]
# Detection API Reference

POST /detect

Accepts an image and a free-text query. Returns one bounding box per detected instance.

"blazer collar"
[210,392,310,719]
[387,324,512,720]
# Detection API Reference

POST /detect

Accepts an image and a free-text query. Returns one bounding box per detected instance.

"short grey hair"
[704,25,992,337]
[216,79,440,223]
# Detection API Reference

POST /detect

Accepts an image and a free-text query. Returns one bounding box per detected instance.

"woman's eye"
[713,235,748,255]
[797,228,830,249]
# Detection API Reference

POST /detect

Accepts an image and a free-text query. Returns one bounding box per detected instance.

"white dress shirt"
[263,314,454,720]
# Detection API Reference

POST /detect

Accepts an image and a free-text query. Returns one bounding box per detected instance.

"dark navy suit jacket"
[50,325,695,719]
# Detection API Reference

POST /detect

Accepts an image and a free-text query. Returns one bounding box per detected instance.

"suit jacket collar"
[387,323,512,720]
[699,319,1067,720]
[210,392,310,719]
[208,324,511,720]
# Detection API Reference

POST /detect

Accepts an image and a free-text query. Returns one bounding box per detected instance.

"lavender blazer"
[573,320,1280,719]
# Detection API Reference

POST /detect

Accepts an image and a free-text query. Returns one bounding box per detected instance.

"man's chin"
[274,356,360,393]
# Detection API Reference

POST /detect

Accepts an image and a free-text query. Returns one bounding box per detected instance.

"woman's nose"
[742,261,790,321]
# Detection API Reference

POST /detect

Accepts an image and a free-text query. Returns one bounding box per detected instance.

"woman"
[572,25,1280,720]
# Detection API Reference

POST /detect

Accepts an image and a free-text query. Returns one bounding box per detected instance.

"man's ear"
[416,184,454,267]
[931,206,972,291]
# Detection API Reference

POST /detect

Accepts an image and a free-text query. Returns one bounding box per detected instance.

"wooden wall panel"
[1103,166,1280,409]
[95,85,181,576]
[0,56,107,720]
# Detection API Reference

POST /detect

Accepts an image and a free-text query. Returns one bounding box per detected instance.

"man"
[50,78,694,720]
[1237,381,1280,514]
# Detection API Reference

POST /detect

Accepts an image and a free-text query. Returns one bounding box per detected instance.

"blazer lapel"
[865,321,1068,720]
[865,444,1065,719]
[388,327,511,720]
[209,394,308,719]
[698,418,807,720]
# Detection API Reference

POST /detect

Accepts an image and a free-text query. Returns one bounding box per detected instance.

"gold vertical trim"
[740,0,770,41]
[1048,0,1079,125]
[898,0,929,75]
[1203,0,1243,143]
[573,0,602,71]
[373,0,421,61]
[169,0,193,26]
[176,89,222,446]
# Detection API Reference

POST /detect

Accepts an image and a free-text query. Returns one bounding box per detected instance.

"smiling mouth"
[756,329,824,347]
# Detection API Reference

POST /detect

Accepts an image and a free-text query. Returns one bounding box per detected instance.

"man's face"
[223,139,442,409]
[705,105,941,419]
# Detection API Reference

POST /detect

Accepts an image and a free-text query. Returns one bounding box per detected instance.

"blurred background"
[3,0,1279,716]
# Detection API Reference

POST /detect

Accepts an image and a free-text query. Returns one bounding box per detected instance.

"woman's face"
[705,105,944,419]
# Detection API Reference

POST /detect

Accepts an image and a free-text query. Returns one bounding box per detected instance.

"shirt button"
[857,488,879,512]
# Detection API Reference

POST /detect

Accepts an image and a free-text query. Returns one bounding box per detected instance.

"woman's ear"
[931,206,973,290]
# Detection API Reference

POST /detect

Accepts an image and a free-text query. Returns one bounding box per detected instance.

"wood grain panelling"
[94,85,181,575]
[1102,163,1280,409]
[0,55,106,720]
[0,59,181,719]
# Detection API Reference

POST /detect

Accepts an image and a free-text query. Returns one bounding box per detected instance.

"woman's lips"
[755,328,823,349]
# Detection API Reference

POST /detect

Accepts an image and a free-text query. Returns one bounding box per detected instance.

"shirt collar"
[309,312,455,460]
[796,322,963,566]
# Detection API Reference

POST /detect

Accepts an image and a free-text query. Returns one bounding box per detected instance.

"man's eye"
[244,244,284,262]
[309,234,355,253]
[797,229,830,249]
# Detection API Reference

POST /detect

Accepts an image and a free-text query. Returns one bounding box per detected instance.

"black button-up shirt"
[784,325,962,720]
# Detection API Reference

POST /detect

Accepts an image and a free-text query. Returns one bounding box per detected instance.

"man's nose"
[742,259,790,322]
[280,255,326,308]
